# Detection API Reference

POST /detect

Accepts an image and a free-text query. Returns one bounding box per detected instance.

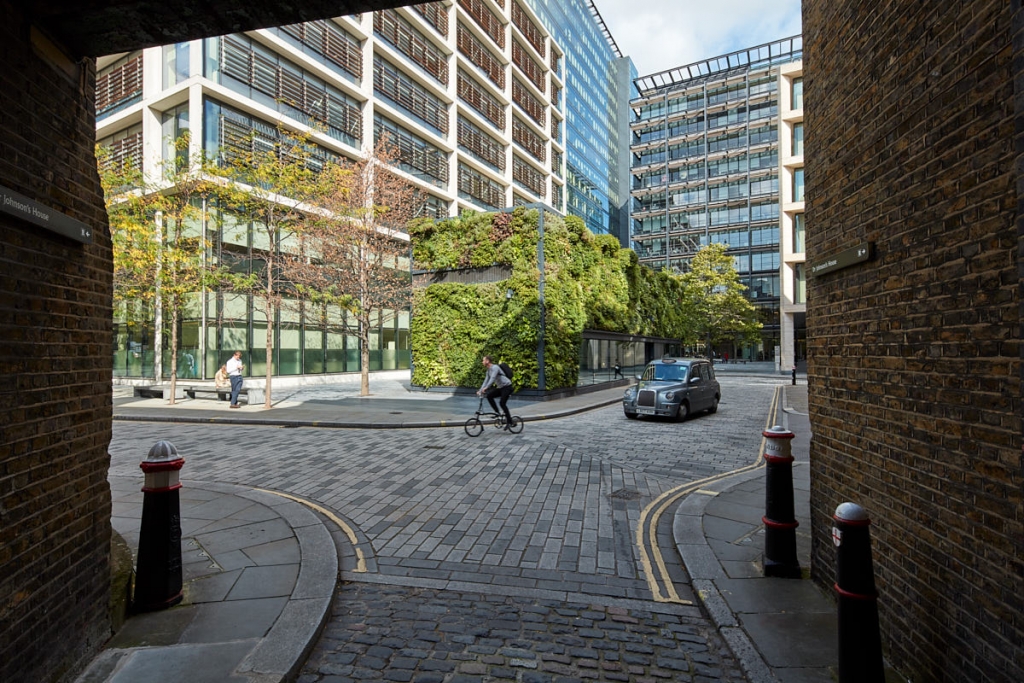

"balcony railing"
[512,155,544,196]
[457,68,505,130]
[458,115,506,171]
[376,10,449,85]
[412,2,449,38]
[512,78,544,126]
[458,162,505,209]
[374,55,449,135]
[279,21,362,81]
[96,53,143,115]
[511,1,544,56]
[457,0,505,49]
[457,22,504,90]
[512,116,545,162]
[512,40,544,91]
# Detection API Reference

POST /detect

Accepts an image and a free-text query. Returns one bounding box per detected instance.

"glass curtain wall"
[521,0,636,243]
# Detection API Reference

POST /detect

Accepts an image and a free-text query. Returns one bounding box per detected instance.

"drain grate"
[610,488,642,500]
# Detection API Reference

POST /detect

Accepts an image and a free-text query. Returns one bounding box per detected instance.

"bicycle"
[464,397,524,436]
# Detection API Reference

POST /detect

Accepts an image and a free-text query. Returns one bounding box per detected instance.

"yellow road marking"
[256,488,367,573]
[636,386,780,603]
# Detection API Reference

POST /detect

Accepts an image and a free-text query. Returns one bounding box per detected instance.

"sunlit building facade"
[522,0,636,244]
[97,1,576,381]
[629,37,804,364]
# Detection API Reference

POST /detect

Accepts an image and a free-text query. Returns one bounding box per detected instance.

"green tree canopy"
[678,243,762,352]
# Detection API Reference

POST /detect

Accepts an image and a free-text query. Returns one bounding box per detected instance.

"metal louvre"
[638,390,657,407]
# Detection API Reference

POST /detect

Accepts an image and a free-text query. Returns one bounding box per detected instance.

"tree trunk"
[168,307,179,404]
[360,310,370,397]
[265,297,274,409]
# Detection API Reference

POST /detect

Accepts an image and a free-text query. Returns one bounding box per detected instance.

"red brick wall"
[0,3,113,681]
[804,0,1022,680]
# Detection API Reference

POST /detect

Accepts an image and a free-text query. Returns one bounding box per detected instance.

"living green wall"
[409,208,685,390]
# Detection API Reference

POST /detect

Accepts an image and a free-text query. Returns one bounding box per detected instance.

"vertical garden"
[409,207,689,391]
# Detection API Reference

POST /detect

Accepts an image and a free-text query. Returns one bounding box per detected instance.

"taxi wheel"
[675,402,690,422]
[624,410,638,420]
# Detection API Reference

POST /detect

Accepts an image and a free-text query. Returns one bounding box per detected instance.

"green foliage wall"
[409,208,686,390]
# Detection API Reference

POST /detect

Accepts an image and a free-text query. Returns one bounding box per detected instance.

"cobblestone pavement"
[109,376,785,682]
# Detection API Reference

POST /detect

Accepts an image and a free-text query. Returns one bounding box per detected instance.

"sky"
[593,0,803,77]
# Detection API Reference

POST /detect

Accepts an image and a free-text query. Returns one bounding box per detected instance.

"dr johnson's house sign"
[1,184,92,244]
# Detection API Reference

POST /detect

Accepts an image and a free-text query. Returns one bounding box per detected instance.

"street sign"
[0,184,93,244]
[809,241,872,277]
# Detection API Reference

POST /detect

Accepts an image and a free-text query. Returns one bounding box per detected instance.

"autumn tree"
[213,127,328,408]
[679,243,762,356]
[300,139,417,396]
[99,134,215,402]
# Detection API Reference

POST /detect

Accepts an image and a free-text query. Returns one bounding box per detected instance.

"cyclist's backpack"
[498,362,514,381]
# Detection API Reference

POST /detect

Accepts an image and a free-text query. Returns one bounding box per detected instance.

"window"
[794,263,806,303]
[794,213,805,253]
[162,104,190,167]
[792,123,804,157]
[792,77,803,110]
[793,168,805,202]
[163,43,190,89]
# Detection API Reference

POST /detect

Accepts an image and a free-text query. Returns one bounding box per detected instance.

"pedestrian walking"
[226,351,244,408]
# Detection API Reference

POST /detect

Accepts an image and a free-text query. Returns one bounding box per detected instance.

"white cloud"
[594,0,802,76]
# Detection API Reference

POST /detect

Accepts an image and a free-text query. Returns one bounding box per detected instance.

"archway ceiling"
[18,0,418,57]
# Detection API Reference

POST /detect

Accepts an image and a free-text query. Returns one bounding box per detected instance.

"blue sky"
[595,0,802,77]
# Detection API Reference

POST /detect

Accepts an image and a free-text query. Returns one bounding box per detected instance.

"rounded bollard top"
[834,502,870,523]
[146,440,180,463]
[762,425,795,439]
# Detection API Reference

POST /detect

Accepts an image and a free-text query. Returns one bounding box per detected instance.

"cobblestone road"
[109,376,785,682]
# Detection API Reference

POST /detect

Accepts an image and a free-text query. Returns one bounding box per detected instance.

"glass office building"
[630,37,804,364]
[97,1,572,381]
[523,0,636,244]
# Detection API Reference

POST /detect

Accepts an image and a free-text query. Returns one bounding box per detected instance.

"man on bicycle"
[476,355,514,430]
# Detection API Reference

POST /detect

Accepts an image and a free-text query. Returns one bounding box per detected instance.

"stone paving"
[108,375,785,682]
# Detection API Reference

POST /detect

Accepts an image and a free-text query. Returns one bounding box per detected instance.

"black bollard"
[833,503,885,683]
[792,365,797,385]
[133,441,185,611]
[762,425,801,578]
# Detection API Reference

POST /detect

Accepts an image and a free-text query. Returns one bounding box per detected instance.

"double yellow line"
[256,488,368,573]
[636,385,781,603]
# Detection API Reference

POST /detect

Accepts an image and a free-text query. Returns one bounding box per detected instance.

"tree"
[99,135,214,403]
[679,243,762,356]
[301,139,417,396]
[212,127,327,408]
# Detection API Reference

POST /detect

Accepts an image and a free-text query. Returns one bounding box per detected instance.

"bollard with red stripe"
[133,441,185,611]
[833,502,884,682]
[762,425,801,578]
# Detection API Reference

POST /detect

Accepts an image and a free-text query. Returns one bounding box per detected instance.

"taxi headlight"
[664,390,677,401]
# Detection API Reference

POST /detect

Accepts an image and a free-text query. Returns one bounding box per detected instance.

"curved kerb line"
[256,488,368,573]
[636,385,780,604]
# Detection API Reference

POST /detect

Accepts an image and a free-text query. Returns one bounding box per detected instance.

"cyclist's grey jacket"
[479,364,512,393]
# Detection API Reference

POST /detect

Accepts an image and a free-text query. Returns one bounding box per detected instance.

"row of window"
[633,74,797,123]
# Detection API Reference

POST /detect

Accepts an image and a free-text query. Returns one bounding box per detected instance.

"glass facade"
[630,37,803,362]
[522,0,636,244]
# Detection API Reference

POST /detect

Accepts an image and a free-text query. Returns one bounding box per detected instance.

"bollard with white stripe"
[133,441,185,611]
[833,502,885,682]
[762,425,800,578]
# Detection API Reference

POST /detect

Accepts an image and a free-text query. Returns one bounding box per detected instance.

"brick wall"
[804,0,1022,680]
[0,3,113,681]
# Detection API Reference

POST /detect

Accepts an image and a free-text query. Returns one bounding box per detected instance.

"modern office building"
[521,0,636,244]
[97,0,599,381]
[629,37,804,365]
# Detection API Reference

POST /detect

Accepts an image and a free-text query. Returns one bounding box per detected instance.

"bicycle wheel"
[464,417,484,437]
[507,415,524,434]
